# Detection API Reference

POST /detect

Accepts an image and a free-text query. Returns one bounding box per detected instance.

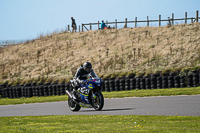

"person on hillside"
[71,62,99,99]
[71,17,77,32]
[100,20,107,30]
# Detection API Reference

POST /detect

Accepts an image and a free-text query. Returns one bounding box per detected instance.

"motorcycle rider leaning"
[72,62,97,99]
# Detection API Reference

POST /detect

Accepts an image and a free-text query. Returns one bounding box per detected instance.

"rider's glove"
[80,80,85,84]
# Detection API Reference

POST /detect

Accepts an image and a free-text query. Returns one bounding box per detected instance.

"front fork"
[91,90,97,99]
[91,90,97,106]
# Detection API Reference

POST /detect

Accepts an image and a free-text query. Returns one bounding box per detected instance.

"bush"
[25,79,32,84]
[1,73,8,79]
[58,78,65,84]
[45,77,53,83]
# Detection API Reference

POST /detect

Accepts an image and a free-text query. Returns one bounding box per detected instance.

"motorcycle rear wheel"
[93,92,104,111]
[68,97,81,111]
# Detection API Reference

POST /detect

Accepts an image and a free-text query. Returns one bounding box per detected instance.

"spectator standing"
[71,17,77,32]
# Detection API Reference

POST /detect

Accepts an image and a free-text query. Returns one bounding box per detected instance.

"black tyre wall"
[187,74,193,87]
[140,78,145,89]
[180,75,186,88]
[119,78,125,91]
[168,76,174,88]
[157,77,162,89]
[193,71,199,87]
[135,77,140,89]
[104,80,110,92]
[115,79,120,91]
[130,78,136,90]
[125,77,130,90]
[162,76,168,89]
[109,79,115,91]
[174,76,180,88]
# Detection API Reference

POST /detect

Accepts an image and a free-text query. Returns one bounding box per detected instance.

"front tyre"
[68,97,81,111]
[93,92,104,111]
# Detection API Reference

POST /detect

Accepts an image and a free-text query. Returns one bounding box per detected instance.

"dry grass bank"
[0,23,200,84]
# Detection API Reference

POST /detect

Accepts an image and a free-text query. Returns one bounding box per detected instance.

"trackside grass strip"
[0,115,199,133]
[0,87,200,105]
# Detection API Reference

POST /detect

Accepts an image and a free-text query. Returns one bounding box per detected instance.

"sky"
[0,0,199,40]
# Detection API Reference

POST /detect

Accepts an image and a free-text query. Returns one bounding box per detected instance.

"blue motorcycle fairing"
[78,79,102,105]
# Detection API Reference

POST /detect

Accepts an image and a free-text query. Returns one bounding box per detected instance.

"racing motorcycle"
[66,76,104,112]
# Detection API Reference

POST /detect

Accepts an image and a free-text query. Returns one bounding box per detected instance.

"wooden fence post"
[196,10,199,23]
[125,18,127,28]
[82,24,83,32]
[68,25,70,32]
[147,16,149,27]
[135,17,137,28]
[159,15,161,27]
[90,23,92,30]
[185,12,187,24]
[115,19,117,29]
[79,25,80,32]
[172,13,174,25]
[98,21,99,30]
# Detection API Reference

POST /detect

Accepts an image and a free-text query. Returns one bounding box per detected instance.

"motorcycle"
[66,77,104,112]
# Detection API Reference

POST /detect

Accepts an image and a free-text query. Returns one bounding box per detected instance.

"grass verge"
[0,115,199,133]
[0,87,200,105]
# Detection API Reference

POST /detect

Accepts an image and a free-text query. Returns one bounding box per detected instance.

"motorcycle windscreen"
[88,71,99,79]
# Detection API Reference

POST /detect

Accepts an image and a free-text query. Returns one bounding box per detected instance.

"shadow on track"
[81,108,136,112]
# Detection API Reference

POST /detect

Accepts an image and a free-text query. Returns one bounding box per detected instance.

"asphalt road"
[0,95,200,117]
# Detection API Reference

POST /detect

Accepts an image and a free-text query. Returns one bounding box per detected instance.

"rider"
[72,62,98,99]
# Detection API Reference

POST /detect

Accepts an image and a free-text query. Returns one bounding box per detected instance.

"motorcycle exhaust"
[65,90,79,105]
[66,90,93,108]
[66,90,72,97]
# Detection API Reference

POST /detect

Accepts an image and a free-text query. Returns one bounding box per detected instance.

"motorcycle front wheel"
[68,97,81,111]
[93,92,104,111]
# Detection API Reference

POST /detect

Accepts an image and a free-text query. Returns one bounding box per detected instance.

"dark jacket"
[101,22,107,29]
[74,65,95,80]
[72,19,76,26]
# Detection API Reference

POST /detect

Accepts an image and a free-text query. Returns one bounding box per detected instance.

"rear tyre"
[93,92,104,111]
[68,97,81,111]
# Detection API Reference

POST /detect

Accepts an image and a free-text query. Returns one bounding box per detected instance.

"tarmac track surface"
[0,95,200,117]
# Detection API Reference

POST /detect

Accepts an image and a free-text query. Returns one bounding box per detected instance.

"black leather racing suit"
[73,65,97,90]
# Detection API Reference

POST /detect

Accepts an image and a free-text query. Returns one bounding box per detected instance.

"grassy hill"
[0,23,200,85]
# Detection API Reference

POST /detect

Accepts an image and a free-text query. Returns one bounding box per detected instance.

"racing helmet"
[83,62,92,72]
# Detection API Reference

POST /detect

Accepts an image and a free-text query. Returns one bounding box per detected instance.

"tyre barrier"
[1,71,200,99]
[162,76,168,89]
[187,74,193,87]
[145,77,151,89]
[120,78,125,91]
[140,78,145,89]
[174,76,180,88]
[168,76,174,88]
[101,81,105,92]
[109,78,115,91]
[157,77,162,89]
[104,80,110,92]
[180,75,186,88]
[130,78,135,90]
[193,71,199,87]
[115,78,120,91]
[151,74,158,89]
[151,77,157,89]
[135,77,140,89]
[125,77,130,90]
